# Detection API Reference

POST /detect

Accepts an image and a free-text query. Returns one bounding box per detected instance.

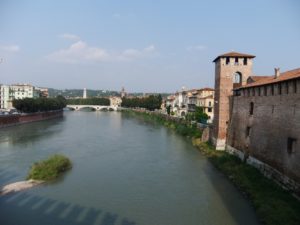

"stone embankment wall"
[0,110,63,128]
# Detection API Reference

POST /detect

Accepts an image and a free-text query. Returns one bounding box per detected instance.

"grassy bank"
[27,154,72,181]
[125,109,300,225]
[123,109,202,138]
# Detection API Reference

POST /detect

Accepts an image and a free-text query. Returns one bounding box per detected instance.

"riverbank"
[125,109,300,225]
[0,110,63,128]
[0,180,44,196]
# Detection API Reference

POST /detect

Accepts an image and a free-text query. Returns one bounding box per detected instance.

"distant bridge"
[66,105,118,111]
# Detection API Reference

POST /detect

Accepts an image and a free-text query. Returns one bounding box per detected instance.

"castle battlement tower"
[212,51,255,150]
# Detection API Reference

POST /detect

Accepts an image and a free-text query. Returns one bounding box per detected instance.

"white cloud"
[47,40,156,64]
[47,41,109,63]
[186,45,206,51]
[144,45,155,52]
[59,33,80,41]
[0,45,20,52]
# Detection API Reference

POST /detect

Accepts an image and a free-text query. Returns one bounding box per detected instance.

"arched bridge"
[66,105,118,111]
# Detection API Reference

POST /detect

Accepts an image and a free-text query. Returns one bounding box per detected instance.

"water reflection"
[0,117,64,146]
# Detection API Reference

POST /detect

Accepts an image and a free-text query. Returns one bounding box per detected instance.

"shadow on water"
[202,160,260,225]
[0,117,65,146]
[0,170,137,225]
[0,191,137,225]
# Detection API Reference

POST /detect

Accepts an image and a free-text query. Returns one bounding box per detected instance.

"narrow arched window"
[233,72,242,89]
[250,102,254,115]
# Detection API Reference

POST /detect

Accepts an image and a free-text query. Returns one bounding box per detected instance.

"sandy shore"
[0,180,44,196]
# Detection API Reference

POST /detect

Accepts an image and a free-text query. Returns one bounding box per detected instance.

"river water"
[0,111,259,225]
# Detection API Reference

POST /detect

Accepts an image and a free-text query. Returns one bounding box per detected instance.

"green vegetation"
[67,97,110,106]
[127,109,300,225]
[13,96,66,113]
[124,109,202,138]
[194,141,300,225]
[27,154,72,181]
[121,95,162,111]
[185,106,209,124]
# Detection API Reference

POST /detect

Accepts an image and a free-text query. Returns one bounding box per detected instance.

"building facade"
[0,84,48,110]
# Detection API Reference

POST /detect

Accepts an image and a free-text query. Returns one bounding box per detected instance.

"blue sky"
[0,0,299,92]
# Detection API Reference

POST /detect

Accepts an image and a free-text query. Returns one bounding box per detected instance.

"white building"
[10,84,35,99]
[0,83,48,110]
[0,85,11,109]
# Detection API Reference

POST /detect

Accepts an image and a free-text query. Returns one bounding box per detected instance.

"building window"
[226,57,230,65]
[258,87,261,96]
[286,82,289,94]
[252,88,255,96]
[278,83,282,95]
[287,137,297,154]
[249,102,254,115]
[208,108,212,112]
[243,58,248,65]
[246,126,251,137]
[208,101,211,106]
[271,85,274,95]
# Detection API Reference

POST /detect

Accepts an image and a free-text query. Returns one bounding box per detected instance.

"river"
[0,111,259,225]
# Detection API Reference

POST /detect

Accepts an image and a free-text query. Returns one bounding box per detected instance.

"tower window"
[243,58,248,65]
[235,57,238,65]
[233,72,242,88]
[249,102,254,115]
[226,57,230,65]
[287,137,297,154]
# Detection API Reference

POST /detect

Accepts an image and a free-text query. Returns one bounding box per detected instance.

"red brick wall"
[0,110,63,128]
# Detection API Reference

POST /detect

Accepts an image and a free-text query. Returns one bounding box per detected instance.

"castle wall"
[227,79,300,190]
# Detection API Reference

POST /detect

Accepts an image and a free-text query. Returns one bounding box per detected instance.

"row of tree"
[13,96,67,113]
[67,98,110,106]
[121,95,162,111]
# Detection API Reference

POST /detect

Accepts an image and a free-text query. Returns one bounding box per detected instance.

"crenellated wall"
[227,79,300,193]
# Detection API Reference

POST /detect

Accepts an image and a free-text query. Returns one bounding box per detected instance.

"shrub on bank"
[27,154,72,181]
[196,142,300,225]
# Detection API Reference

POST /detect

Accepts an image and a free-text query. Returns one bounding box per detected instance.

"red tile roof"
[213,51,255,62]
[240,68,300,89]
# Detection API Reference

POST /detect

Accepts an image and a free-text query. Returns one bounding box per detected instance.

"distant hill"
[48,88,120,98]
[48,88,170,98]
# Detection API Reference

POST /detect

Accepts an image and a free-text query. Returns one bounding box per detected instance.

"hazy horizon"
[1,0,299,93]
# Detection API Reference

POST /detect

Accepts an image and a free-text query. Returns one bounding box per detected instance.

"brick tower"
[213,51,255,150]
